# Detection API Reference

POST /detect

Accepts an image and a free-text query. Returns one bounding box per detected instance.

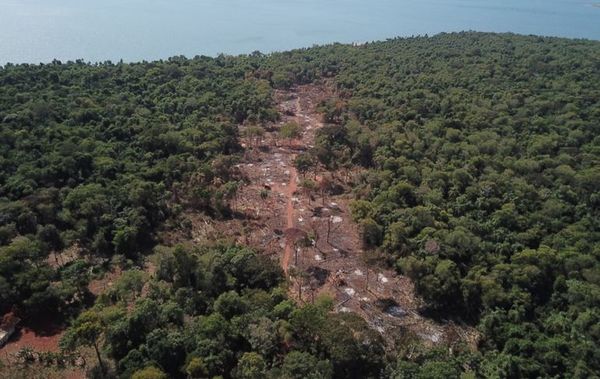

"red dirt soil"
[2,326,63,355]
[282,167,298,274]
[0,323,86,379]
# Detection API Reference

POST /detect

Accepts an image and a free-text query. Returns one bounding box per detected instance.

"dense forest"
[1,32,600,378]
[0,55,275,318]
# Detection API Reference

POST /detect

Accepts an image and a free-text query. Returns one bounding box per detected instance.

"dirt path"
[281,96,304,274]
[282,159,298,274]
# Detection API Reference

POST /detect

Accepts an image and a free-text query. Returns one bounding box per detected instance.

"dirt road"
[280,96,304,274]
[282,157,298,274]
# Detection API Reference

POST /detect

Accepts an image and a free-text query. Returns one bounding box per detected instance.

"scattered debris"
[312,207,330,217]
[419,331,442,343]
[0,313,20,347]
[306,266,330,286]
[385,306,407,318]
[374,299,407,318]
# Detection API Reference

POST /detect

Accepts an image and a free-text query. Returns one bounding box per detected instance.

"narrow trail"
[280,96,302,274]
[282,167,297,274]
[281,96,306,276]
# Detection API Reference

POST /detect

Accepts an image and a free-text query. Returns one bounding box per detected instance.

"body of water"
[1,0,599,64]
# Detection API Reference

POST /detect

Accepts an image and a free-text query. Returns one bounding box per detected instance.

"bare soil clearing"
[0,255,119,377]
[187,83,477,349]
[0,323,86,379]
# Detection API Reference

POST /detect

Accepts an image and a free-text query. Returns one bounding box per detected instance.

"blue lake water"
[1,0,599,64]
